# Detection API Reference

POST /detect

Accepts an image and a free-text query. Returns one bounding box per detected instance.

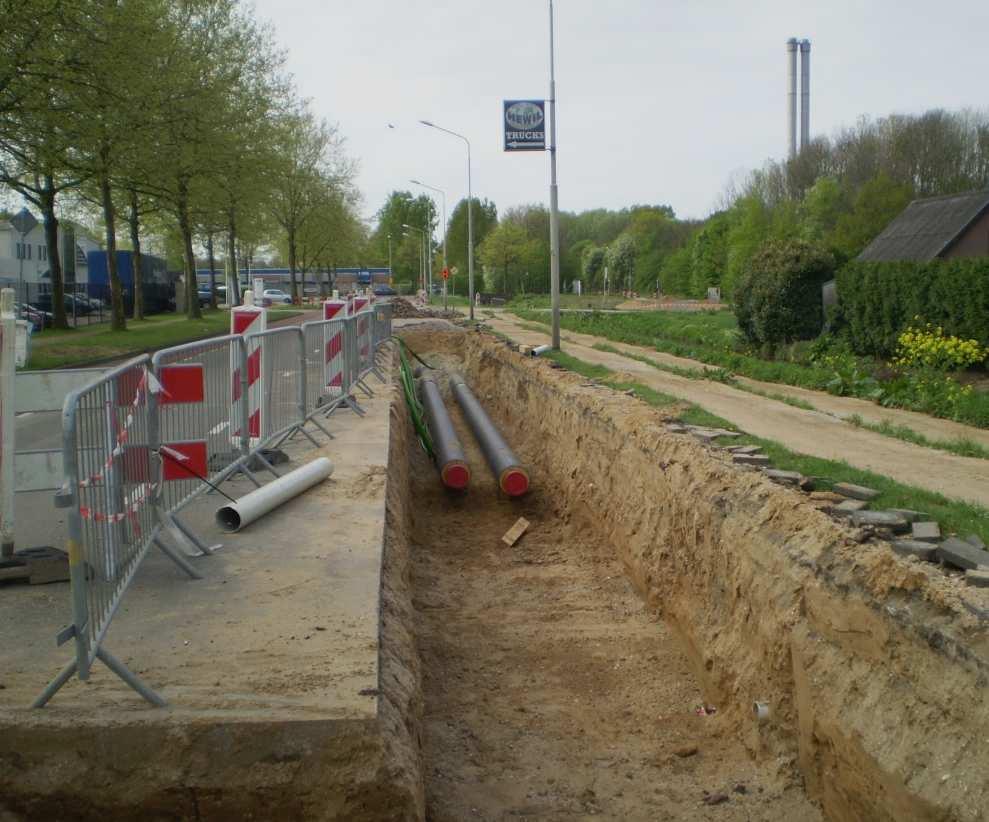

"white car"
[262,288,292,305]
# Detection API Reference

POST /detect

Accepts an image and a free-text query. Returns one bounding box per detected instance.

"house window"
[38,244,46,260]
[27,244,31,260]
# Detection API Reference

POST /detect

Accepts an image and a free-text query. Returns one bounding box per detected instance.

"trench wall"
[449,330,989,822]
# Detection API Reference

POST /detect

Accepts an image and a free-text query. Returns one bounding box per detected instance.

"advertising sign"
[503,100,546,151]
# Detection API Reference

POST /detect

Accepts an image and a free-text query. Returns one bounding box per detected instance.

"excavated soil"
[392,327,989,822]
[396,338,821,820]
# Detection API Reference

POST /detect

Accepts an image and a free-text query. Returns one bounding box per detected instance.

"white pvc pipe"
[216,457,333,532]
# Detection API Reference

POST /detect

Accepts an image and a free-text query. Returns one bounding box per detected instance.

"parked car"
[373,284,397,297]
[15,302,52,331]
[262,288,292,305]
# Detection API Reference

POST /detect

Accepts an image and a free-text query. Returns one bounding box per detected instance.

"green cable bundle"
[396,339,435,458]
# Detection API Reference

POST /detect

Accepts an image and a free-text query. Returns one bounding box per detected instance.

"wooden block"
[502,517,531,547]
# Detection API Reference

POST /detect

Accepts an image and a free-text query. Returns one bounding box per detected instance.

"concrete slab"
[834,482,881,501]
[0,366,417,816]
[912,521,942,543]
[892,540,938,562]
[939,537,989,572]
[733,453,770,466]
[851,511,910,533]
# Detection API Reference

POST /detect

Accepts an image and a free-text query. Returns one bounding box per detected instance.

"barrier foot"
[235,462,263,488]
[96,646,167,707]
[154,536,203,579]
[307,415,334,440]
[341,395,366,417]
[296,425,321,447]
[168,513,221,556]
[31,657,79,708]
[252,450,282,479]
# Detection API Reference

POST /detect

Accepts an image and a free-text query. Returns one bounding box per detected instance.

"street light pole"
[548,0,561,349]
[387,233,393,275]
[419,120,475,320]
[411,179,447,311]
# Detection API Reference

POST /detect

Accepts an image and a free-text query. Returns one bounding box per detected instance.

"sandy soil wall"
[442,329,989,822]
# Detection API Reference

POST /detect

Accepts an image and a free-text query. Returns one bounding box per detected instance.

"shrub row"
[836,259,989,356]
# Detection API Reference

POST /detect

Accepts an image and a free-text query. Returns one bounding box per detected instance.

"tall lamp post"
[548,0,561,349]
[402,224,426,294]
[419,120,474,320]
[410,178,447,310]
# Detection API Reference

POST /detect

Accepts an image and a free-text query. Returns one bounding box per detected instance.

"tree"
[269,108,355,303]
[445,197,497,293]
[581,246,606,290]
[689,212,730,298]
[605,234,637,293]
[832,173,913,259]
[479,221,528,294]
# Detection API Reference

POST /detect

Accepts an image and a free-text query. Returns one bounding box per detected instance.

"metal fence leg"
[252,450,282,479]
[306,415,334,440]
[357,378,374,398]
[153,535,203,579]
[31,657,79,708]
[95,646,167,707]
[167,512,221,556]
[338,395,366,416]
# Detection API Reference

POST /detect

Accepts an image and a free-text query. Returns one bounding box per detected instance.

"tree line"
[0,0,364,330]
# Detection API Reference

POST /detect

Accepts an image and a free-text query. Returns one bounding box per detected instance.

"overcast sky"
[252,0,989,225]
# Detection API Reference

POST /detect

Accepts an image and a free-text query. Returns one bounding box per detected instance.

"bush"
[836,259,989,357]
[734,239,835,349]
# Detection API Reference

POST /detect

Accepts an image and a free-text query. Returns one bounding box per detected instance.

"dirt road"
[407,354,820,821]
[486,313,989,509]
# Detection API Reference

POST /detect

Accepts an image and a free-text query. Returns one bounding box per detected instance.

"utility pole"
[548,0,561,349]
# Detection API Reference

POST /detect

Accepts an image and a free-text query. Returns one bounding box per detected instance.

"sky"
[252,0,989,226]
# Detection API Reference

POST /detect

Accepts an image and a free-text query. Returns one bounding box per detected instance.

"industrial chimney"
[799,39,811,150]
[786,38,798,159]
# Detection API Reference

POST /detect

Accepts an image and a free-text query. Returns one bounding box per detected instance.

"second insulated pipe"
[450,376,530,497]
[419,373,470,489]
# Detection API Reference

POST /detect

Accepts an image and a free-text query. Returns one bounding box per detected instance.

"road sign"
[503,100,546,151]
[441,267,450,280]
[10,208,37,236]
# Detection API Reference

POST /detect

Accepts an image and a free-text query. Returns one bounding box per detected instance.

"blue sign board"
[503,100,546,151]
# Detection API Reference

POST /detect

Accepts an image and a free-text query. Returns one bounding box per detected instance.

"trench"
[396,329,822,821]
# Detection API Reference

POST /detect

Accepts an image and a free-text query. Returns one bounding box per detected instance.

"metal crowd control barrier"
[34,357,204,708]
[244,326,330,450]
[151,335,260,551]
[33,297,385,708]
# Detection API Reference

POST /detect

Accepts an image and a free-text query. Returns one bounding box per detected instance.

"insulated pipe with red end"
[419,374,470,490]
[449,376,530,497]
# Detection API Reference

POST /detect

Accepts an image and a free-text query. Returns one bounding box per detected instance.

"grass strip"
[26,309,301,369]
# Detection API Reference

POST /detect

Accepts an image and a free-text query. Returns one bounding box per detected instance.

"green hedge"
[836,259,989,356]
[735,239,835,349]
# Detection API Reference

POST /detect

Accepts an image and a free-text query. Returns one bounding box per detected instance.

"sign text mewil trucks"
[503,100,546,151]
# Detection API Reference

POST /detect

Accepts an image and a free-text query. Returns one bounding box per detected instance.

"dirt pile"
[388,297,459,320]
[397,326,989,822]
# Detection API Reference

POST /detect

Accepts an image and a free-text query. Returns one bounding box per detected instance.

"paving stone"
[911,522,942,543]
[892,540,938,562]
[833,482,881,501]
[731,445,762,456]
[690,430,721,442]
[764,469,803,485]
[733,453,770,467]
[966,570,989,588]
[713,429,742,438]
[965,534,987,551]
[938,537,989,571]
[851,511,910,533]
[833,499,869,517]
[665,423,688,433]
[890,509,929,523]
[798,476,816,492]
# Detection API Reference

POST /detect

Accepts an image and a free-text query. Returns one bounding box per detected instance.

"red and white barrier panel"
[322,299,346,396]
[353,296,370,360]
[230,305,266,445]
[77,365,208,527]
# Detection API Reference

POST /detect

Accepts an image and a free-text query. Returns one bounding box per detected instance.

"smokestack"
[786,38,798,159]
[800,39,811,150]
